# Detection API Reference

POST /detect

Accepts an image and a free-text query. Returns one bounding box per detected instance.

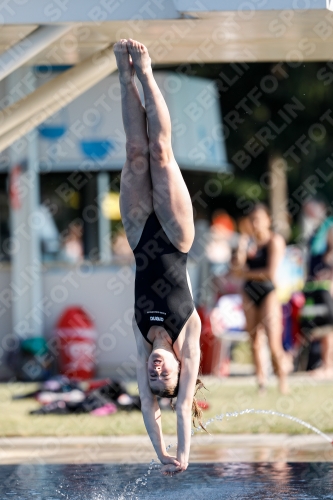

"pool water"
[1,462,333,499]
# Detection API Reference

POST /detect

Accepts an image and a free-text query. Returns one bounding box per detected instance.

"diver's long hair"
[150,376,207,431]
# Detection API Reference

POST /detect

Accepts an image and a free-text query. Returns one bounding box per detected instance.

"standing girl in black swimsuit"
[234,204,289,393]
[113,39,202,475]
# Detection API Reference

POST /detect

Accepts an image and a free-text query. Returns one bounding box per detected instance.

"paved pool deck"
[1,434,332,465]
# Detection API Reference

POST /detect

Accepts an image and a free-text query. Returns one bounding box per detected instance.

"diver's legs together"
[116,39,194,252]
[114,40,152,250]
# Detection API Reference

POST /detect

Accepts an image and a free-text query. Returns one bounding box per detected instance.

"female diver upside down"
[114,39,203,475]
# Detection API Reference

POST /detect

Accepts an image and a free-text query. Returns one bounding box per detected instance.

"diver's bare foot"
[126,39,152,80]
[113,39,133,84]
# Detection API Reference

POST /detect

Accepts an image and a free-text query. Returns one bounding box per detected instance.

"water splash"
[118,408,332,499]
[195,408,333,444]
[118,459,160,500]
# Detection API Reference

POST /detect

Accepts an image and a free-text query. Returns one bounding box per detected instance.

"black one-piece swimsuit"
[244,244,275,307]
[133,211,194,345]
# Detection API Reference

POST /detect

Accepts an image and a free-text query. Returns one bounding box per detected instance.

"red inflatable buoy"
[56,306,96,380]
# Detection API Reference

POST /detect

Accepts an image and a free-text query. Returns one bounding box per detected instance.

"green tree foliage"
[158,62,333,222]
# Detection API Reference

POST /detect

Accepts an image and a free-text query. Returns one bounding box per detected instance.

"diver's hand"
[160,463,183,476]
[161,460,188,476]
[160,455,182,476]
[176,461,188,473]
[160,454,179,466]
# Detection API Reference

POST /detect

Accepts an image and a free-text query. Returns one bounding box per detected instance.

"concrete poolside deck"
[1,434,332,465]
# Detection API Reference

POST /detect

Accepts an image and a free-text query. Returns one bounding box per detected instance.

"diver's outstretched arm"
[134,328,179,467]
[140,391,169,462]
[160,316,201,475]
[175,356,200,471]
[175,316,201,472]
[137,364,180,467]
